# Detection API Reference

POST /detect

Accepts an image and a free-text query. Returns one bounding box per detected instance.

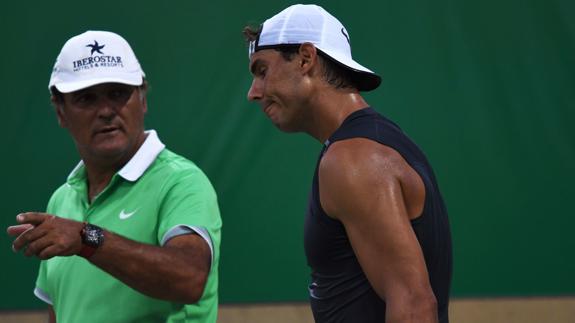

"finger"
[24,237,53,257]
[12,227,48,253]
[20,223,52,242]
[16,213,54,226]
[37,245,61,260]
[7,224,35,237]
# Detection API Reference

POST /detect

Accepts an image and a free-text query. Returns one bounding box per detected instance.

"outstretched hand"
[7,213,84,260]
[7,223,35,237]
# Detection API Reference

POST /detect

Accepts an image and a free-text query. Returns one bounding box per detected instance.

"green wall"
[1,0,573,310]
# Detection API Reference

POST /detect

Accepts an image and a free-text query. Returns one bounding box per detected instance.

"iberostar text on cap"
[49,30,145,93]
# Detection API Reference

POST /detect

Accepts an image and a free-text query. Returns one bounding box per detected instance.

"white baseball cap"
[48,30,145,93]
[249,4,381,91]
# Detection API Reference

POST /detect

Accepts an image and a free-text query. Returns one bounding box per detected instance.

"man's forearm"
[88,230,210,303]
[385,292,438,323]
[10,213,211,304]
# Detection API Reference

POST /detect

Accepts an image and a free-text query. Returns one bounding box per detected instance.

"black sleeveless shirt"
[304,107,452,323]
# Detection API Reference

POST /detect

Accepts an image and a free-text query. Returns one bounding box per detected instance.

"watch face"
[83,224,104,247]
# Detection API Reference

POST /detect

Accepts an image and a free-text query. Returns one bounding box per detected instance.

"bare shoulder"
[319,137,425,220]
[320,137,411,178]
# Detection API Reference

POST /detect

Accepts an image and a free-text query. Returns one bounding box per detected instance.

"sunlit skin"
[247,43,438,322]
[247,44,371,143]
[247,48,313,133]
[53,83,147,199]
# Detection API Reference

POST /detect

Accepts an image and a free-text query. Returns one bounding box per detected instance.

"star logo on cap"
[86,41,105,55]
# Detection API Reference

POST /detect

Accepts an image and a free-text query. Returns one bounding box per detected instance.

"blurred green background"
[1,0,573,309]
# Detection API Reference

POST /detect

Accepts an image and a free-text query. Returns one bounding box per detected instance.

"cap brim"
[53,75,144,93]
[316,48,381,91]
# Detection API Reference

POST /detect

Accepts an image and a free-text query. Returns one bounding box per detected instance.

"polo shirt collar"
[67,130,166,183]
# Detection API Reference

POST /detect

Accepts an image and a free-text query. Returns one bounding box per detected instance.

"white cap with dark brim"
[49,30,145,93]
[249,4,381,91]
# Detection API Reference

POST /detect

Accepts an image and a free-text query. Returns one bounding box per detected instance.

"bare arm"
[48,305,55,323]
[10,213,210,304]
[319,138,437,323]
[90,229,210,303]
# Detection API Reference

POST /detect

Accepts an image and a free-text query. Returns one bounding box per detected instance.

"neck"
[81,132,147,202]
[305,87,369,143]
[85,164,117,202]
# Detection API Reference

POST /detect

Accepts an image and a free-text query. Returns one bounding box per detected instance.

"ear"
[51,95,67,128]
[139,88,148,114]
[298,43,319,74]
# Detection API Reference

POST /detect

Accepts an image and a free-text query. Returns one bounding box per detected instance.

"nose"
[247,78,262,102]
[96,97,117,120]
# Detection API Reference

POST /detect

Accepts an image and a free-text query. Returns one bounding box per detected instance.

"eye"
[108,86,134,102]
[73,92,97,106]
[256,66,267,77]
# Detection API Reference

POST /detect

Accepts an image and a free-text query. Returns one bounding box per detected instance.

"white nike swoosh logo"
[119,209,137,220]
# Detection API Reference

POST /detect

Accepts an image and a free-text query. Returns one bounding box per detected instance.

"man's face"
[247,49,310,133]
[55,82,147,164]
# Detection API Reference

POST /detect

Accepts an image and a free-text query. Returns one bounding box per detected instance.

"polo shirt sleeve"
[156,167,221,262]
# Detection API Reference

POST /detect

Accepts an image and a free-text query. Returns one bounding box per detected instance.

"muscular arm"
[90,229,210,303]
[319,138,437,323]
[10,214,211,304]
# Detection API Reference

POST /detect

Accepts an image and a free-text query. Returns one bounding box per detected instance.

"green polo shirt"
[34,130,221,323]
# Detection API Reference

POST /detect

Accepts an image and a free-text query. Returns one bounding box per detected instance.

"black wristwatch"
[79,222,104,259]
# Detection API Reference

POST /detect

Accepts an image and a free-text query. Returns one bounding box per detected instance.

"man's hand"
[7,223,35,237]
[8,213,84,259]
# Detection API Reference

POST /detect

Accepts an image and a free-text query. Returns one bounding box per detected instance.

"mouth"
[262,102,274,116]
[94,125,121,136]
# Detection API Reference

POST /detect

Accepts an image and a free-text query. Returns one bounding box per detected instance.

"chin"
[274,123,300,133]
[91,142,131,158]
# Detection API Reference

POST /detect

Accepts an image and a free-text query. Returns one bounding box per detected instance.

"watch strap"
[78,222,103,259]
[79,244,97,258]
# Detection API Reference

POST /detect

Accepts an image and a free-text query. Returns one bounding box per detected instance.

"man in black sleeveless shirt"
[243,4,452,323]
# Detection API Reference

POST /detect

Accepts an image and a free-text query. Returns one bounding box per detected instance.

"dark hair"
[242,25,360,90]
[50,79,149,103]
[51,87,65,103]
